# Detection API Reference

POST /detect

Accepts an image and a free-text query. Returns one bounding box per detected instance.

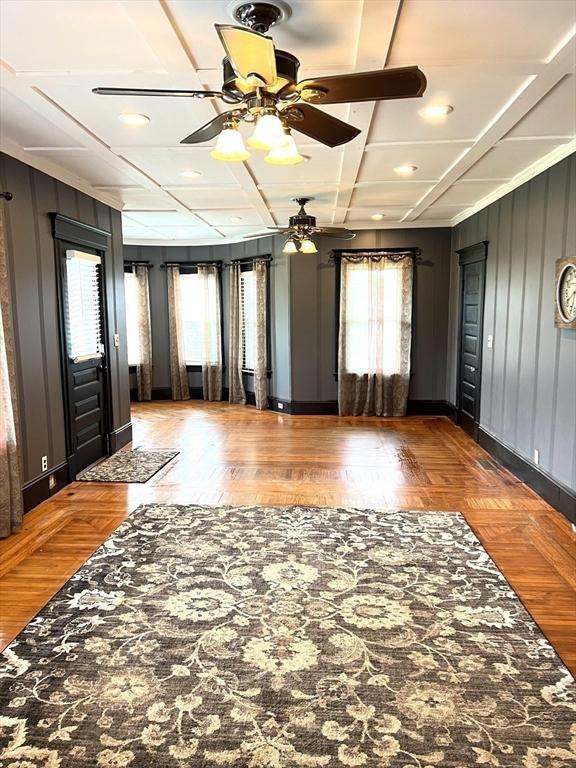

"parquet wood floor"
[1,403,574,671]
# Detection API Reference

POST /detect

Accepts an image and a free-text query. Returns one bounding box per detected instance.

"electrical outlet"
[277,402,284,410]
[41,455,48,472]
[533,448,539,465]
[114,333,120,347]
[487,334,493,349]
[48,474,56,490]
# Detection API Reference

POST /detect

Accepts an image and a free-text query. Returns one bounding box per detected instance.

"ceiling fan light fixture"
[264,131,303,164]
[247,112,286,150]
[299,238,317,254]
[210,124,250,162]
[282,238,298,254]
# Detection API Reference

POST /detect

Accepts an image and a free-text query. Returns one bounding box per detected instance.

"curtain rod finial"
[1,192,13,201]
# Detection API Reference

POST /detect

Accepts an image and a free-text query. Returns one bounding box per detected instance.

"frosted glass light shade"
[300,238,317,254]
[282,238,298,254]
[247,113,286,150]
[210,128,250,161]
[264,134,304,165]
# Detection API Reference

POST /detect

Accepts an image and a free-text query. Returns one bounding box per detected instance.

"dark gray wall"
[0,152,130,485]
[448,153,576,492]
[289,228,453,403]
[123,235,291,401]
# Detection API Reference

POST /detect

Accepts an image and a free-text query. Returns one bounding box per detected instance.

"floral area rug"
[1,504,574,767]
[78,449,178,483]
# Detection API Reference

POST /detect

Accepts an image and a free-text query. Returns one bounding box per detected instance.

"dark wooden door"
[58,243,109,476]
[456,242,488,439]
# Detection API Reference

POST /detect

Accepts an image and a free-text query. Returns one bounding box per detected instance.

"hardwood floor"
[1,402,575,672]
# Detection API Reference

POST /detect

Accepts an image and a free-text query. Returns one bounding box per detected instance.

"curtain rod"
[160,260,223,269]
[229,255,272,265]
[124,260,152,267]
[331,247,421,256]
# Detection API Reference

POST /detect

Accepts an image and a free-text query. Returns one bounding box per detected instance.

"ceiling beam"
[332,0,404,225]
[405,34,576,221]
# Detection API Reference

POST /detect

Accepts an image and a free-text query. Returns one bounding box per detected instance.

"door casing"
[456,241,488,440]
[51,214,113,480]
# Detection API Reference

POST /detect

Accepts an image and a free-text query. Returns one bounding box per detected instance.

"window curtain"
[197,264,222,401]
[134,265,152,401]
[228,262,246,405]
[338,256,413,417]
[166,265,190,401]
[253,260,268,411]
[0,204,24,537]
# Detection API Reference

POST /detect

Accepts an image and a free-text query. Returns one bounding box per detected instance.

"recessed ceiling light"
[370,213,385,221]
[179,170,201,179]
[229,216,243,222]
[419,104,454,121]
[394,164,418,176]
[118,113,150,126]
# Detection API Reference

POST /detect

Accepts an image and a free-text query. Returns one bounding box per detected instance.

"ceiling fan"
[249,197,355,253]
[93,1,427,162]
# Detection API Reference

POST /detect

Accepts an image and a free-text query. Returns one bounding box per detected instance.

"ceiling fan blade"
[215,25,277,86]
[282,103,360,147]
[92,87,222,99]
[180,113,232,144]
[315,228,356,240]
[296,66,427,105]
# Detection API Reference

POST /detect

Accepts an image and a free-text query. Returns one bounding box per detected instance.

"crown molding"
[450,139,576,226]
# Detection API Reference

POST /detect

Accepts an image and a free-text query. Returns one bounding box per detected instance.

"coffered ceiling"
[1,0,575,245]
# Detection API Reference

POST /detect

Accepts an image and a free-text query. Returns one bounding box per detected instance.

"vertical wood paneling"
[502,184,528,441]
[451,154,575,492]
[1,153,131,484]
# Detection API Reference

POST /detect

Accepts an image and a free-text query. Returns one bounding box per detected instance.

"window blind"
[240,269,257,370]
[124,272,141,365]
[64,250,103,362]
[179,272,220,365]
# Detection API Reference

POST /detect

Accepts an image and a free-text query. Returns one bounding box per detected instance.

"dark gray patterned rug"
[1,504,574,767]
[79,449,178,483]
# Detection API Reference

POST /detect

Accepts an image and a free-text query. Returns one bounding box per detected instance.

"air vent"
[477,458,499,470]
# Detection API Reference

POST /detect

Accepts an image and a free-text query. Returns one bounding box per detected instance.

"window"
[240,268,257,370]
[179,271,221,365]
[64,250,103,361]
[124,271,141,365]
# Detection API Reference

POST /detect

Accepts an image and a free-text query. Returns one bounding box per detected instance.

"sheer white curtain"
[166,265,190,401]
[125,266,152,401]
[338,256,413,416]
[197,264,222,401]
[0,204,23,537]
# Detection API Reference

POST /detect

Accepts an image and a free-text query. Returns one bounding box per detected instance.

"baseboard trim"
[478,428,575,524]
[109,422,133,453]
[22,461,69,513]
[407,400,457,419]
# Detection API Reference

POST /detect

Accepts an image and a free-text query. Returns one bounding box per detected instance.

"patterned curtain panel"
[134,265,152,401]
[166,265,190,401]
[338,257,413,416]
[253,261,268,411]
[197,264,222,401]
[228,262,246,405]
[0,205,24,537]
